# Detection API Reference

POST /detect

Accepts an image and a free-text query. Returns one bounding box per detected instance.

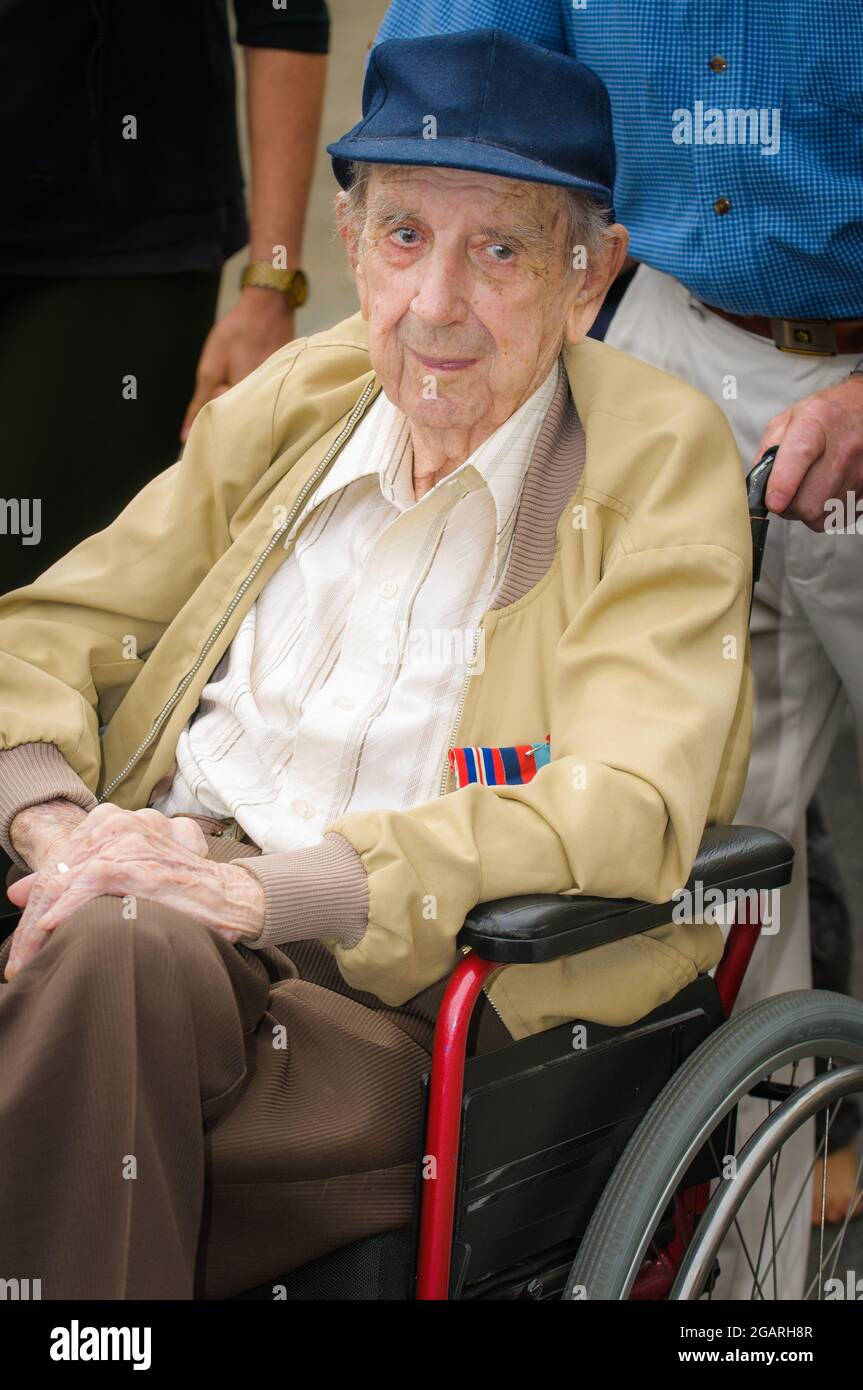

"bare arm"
[181,48,327,440]
[245,46,326,278]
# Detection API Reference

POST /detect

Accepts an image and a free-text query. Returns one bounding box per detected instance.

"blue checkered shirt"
[375,0,863,317]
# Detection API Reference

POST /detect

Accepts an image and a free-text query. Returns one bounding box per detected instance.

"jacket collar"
[491,355,587,611]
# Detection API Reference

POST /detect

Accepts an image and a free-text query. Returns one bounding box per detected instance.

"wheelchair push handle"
[746,445,778,595]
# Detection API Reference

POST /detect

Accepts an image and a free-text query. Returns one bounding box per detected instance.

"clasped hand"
[4,804,266,981]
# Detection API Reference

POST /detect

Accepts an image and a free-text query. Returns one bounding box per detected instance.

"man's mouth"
[409,347,481,373]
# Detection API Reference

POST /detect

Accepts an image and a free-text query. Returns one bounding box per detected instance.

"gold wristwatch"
[240,262,309,307]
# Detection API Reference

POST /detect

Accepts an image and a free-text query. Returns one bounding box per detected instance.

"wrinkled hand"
[756,373,863,530]
[4,804,266,981]
[180,289,296,442]
[9,798,90,872]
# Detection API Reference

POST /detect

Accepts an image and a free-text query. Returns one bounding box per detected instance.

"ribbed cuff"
[0,742,99,869]
[236,831,369,950]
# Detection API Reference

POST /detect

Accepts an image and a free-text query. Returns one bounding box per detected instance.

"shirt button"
[708,55,727,73]
[714,196,732,215]
[333,694,355,710]
[379,578,398,598]
[291,798,315,820]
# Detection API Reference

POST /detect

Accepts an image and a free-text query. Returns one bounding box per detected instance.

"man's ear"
[335,192,358,266]
[335,192,370,320]
[563,224,630,344]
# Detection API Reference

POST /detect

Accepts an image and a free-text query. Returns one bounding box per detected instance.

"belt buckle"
[209,816,246,842]
[770,318,837,356]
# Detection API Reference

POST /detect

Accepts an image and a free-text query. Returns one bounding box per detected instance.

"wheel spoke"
[747,1062,797,1299]
[803,1143,863,1299]
[746,1075,858,1297]
[670,1061,863,1301]
[754,1100,851,1297]
[816,1060,833,1299]
[746,1094,859,1299]
[567,993,863,1305]
[706,1131,768,1300]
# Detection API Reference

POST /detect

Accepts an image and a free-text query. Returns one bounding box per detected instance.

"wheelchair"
[235,448,863,1301]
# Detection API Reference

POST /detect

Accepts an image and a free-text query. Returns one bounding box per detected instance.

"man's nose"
[410,248,469,326]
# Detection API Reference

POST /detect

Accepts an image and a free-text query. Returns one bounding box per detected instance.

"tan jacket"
[0,313,752,1040]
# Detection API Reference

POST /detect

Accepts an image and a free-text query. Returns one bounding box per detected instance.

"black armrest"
[458,825,793,965]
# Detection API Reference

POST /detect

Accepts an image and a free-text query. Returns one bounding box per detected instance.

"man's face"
[345,165,617,439]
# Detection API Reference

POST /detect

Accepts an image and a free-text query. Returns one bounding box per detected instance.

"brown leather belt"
[700,302,863,356]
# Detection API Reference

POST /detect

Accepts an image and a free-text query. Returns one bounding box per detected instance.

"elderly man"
[0,31,751,1299]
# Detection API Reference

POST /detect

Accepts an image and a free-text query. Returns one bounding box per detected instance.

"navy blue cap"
[327,28,616,216]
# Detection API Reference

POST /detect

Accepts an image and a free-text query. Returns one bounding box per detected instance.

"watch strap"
[240,262,309,306]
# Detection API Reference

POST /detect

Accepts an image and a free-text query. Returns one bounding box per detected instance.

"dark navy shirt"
[0,0,329,275]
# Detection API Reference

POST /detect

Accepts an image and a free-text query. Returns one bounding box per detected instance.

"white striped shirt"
[150,362,559,852]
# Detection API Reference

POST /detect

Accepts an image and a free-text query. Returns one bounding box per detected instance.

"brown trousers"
[0,835,508,1300]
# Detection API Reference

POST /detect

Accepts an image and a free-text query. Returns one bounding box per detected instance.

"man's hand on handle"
[756,372,863,530]
[5,802,266,981]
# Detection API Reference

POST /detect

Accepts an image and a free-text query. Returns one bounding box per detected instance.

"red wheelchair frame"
[416,895,765,1299]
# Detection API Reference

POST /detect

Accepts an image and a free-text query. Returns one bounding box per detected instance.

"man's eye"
[487,244,515,263]
[391,227,421,247]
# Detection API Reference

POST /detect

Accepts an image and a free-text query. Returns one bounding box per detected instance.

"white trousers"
[606,266,863,1299]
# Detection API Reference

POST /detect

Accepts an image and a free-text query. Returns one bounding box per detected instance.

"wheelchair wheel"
[565,990,863,1301]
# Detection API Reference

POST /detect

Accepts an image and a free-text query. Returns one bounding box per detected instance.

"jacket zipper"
[435,621,507,1028]
[437,621,484,796]
[98,380,379,804]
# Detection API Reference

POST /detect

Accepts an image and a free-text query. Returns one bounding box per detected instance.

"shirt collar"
[303,357,561,573]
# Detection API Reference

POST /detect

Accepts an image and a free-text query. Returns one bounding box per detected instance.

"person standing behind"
[0,0,328,592]
[375,0,863,1294]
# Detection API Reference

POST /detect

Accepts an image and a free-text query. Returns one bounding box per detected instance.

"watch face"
[292,270,309,306]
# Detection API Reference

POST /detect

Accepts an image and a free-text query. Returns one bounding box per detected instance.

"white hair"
[336,160,613,268]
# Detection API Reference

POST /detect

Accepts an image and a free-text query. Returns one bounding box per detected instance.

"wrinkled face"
[345,165,600,439]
